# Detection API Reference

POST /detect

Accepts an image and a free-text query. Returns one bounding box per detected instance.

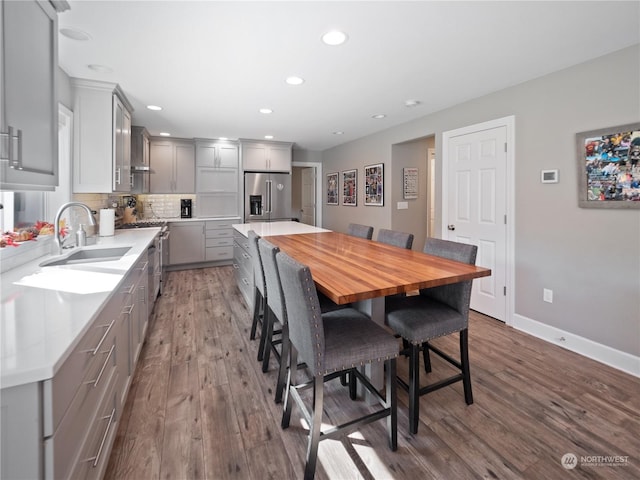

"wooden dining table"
[265,231,492,393]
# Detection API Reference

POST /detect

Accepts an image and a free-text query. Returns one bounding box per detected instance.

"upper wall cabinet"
[240,140,292,172]
[149,137,195,194]
[72,79,133,193]
[1,0,59,191]
[131,126,150,193]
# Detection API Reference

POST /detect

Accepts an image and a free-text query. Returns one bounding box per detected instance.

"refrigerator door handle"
[266,180,272,213]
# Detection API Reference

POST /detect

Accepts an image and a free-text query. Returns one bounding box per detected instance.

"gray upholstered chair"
[377,228,414,250]
[247,230,274,362]
[259,238,348,400]
[258,238,289,402]
[347,223,374,240]
[276,251,398,480]
[385,237,477,434]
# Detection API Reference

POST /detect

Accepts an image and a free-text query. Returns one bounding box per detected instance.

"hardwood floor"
[104,267,640,480]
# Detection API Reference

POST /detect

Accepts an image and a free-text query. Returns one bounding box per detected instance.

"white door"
[300,167,316,225]
[445,124,508,321]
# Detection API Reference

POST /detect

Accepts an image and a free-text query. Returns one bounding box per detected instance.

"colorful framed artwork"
[342,169,357,206]
[577,122,640,209]
[364,163,384,206]
[326,172,338,205]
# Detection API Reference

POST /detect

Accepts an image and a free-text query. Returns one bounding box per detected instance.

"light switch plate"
[541,169,559,183]
[397,201,408,210]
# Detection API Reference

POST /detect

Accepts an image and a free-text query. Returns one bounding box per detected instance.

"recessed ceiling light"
[259,108,273,114]
[60,27,91,41]
[371,114,386,119]
[333,131,344,135]
[322,30,348,46]
[404,99,421,107]
[159,132,171,137]
[146,105,162,111]
[264,135,274,140]
[285,76,304,86]
[88,64,113,74]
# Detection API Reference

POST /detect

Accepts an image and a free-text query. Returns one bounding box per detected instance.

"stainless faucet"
[53,202,97,254]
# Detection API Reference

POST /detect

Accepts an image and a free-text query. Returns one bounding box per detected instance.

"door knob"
[447,224,456,231]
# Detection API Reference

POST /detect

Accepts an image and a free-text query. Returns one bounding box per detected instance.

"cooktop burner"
[117,221,167,229]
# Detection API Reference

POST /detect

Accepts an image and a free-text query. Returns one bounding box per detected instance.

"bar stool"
[347,223,374,240]
[276,250,399,480]
[377,228,414,249]
[247,230,273,362]
[385,237,477,434]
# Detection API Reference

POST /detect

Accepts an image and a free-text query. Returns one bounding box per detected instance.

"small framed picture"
[342,169,357,206]
[403,167,419,199]
[326,172,338,205]
[364,163,384,206]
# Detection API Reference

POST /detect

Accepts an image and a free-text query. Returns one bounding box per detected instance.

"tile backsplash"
[72,193,196,221]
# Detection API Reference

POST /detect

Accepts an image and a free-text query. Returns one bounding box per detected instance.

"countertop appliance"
[244,172,291,222]
[181,199,192,218]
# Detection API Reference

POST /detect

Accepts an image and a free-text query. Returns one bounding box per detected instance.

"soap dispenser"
[76,224,87,247]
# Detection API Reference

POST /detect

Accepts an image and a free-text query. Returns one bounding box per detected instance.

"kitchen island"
[0,228,159,480]
[232,221,329,308]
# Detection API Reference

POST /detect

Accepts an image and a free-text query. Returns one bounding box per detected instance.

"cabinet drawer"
[66,371,118,480]
[205,246,234,261]
[205,229,233,239]
[206,220,237,230]
[44,335,117,480]
[206,237,233,248]
[43,298,120,437]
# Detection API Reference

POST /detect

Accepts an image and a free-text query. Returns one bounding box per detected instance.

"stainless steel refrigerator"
[244,172,291,222]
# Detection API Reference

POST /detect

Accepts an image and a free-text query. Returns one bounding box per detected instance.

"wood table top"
[266,231,492,305]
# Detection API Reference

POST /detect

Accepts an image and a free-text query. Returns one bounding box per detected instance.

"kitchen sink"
[39,246,132,267]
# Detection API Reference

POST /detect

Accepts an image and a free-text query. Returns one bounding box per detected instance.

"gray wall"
[321,45,640,357]
[57,66,72,110]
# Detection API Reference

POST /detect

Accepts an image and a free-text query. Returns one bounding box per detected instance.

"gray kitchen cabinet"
[240,140,292,172]
[0,248,151,480]
[233,230,253,307]
[168,222,205,265]
[1,0,59,191]
[150,138,195,193]
[131,126,150,193]
[196,139,239,217]
[205,219,236,262]
[71,78,134,193]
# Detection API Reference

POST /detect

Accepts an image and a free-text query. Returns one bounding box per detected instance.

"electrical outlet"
[543,288,553,303]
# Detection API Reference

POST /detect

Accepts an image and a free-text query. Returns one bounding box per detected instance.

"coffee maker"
[180,199,192,218]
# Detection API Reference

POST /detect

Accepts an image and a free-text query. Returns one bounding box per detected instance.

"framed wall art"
[577,122,640,209]
[326,172,338,205]
[403,167,419,199]
[364,163,384,206]
[342,169,357,206]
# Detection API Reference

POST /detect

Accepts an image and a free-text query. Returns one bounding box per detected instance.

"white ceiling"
[58,1,640,151]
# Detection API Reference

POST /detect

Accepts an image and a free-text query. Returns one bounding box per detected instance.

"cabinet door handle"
[85,344,115,388]
[232,263,239,269]
[137,261,148,271]
[122,304,135,315]
[123,284,135,295]
[83,319,116,356]
[90,408,116,468]
[115,167,121,185]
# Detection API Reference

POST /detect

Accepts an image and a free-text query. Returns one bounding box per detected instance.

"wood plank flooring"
[104,267,640,480]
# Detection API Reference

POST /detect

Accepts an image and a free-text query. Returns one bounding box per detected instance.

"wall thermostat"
[541,169,559,183]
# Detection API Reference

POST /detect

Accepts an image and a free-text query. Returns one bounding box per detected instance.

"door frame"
[292,161,323,227]
[441,115,515,326]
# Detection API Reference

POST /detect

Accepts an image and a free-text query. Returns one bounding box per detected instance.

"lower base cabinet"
[168,218,239,268]
[0,252,149,479]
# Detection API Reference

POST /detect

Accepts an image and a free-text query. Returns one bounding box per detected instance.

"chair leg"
[386,358,397,451]
[250,289,262,340]
[460,329,474,405]
[261,308,274,372]
[408,343,420,435]
[304,376,324,480]
[275,324,289,403]
[282,347,298,429]
[422,341,432,373]
[348,368,357,400]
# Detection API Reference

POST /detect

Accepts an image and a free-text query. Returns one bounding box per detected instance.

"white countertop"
[232,221,329,237]
[0,229,159,389]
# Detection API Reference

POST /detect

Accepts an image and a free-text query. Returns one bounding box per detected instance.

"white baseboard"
[511,314,640,378]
